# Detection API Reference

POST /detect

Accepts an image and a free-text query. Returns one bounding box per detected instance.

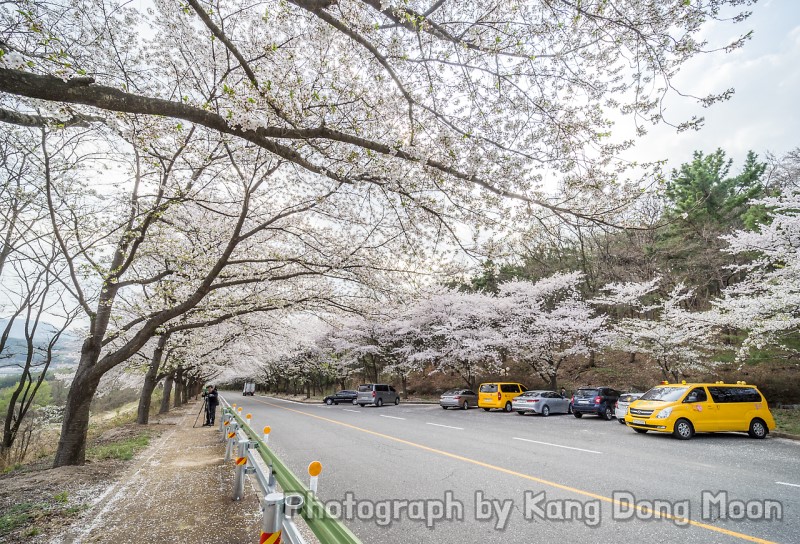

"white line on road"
[426,423,464,430]
[343,409,360,413]
[776,481,800,488]
[512,437,603,455]
[379,415,406,420]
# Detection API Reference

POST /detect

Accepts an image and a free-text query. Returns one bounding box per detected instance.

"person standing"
[203,385,219,426]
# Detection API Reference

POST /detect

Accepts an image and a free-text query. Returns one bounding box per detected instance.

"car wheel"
[618,418,626,424]
[442,406,448,410]
[673,418,694,440]
[748,418,768,439]
[462,401,469,410]
[573,412,582,418]
[542,406,550,417]
[352,399,358,405]
[482,408,490,412]
[504,402,512,412]
[377,398,383,407]
[394,397,400,405]
[603,407,613,420]
[633,428,648,434]
[325,398,333,405]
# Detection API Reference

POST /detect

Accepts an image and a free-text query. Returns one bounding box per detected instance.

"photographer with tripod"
[201,385,218,426]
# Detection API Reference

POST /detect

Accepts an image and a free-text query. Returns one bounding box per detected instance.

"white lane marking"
[426,423,463,430]
[379,415,406,420]
[776,481,800,488]
[343,409,360,413]
[512,437,603,455]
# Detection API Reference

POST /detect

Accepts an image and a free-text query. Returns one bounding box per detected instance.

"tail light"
[372,391,376,398]
[454,396,461,400]
[527,399,539,403]
[497,392,502,401]
[595,396,601,404]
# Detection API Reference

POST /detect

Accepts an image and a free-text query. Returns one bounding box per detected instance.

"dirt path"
[54,401,261,544]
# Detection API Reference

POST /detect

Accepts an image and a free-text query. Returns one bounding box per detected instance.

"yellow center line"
[249,397,777,544]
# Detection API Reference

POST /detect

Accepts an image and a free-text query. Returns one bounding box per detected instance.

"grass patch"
[87,433,150,461]
[773,409,800,436]
[0,502,45,536]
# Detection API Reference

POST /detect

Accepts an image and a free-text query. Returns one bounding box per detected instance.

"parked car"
[571,387,621,420]
[323,390,358,405]
[242,382,256,396]
[356,384,399,407]
[625,381,775,440]
[478,382,527,412]
[512,390,571,416]
[615,392,644,423]
[440,389,477,410]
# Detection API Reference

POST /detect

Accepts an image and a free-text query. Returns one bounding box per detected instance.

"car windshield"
[520,391,541,397]
[442,390,458,395]
[619,394,639,403]
[479,384,498,393]
[358,385,372,392]
[575,389,598,398]
[640,386,688,402]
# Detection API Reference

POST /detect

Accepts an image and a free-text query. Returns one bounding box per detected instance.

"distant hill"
[0,319,82,374]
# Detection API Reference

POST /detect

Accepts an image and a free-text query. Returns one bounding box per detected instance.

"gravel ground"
[53,401,263,544]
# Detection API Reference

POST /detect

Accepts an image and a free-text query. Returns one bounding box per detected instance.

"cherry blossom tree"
[713,193,800,357]
[496,272,604,389]
[595,279,716,381]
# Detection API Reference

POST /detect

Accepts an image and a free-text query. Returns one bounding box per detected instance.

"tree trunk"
[174,367,184,407]
[401,375,408,399]
[160,372,174,414]
[137,334,169,425]
[549,374,558,391]
[53,363,101,467]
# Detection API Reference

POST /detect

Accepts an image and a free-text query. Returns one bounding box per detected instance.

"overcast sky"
[630,0,800,171]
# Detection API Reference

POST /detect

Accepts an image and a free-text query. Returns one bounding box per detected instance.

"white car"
[615,392,643,423]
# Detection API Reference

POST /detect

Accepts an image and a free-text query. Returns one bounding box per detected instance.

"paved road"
[224,394,799,544]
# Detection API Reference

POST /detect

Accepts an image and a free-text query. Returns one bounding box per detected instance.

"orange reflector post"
[228,432,236,439]
[308,461,322,477]
[259,531,281,544]
[236,457,247,466]
[263,426,271,435]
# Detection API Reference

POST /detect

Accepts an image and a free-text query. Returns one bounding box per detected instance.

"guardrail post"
[260,492,285,544]
[224,422,239,462]
[233,437,249,501]
[282,494,308,544]
[246,413,252,427]
[267,462,277,494]
[219,408,227,432]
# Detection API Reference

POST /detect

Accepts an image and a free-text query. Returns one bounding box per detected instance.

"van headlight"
[655,407,673,419]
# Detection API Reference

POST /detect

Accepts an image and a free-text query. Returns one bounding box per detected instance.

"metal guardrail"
[218,397,362,544]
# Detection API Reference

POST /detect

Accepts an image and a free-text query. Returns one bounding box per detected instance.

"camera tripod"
[193,397,208,428]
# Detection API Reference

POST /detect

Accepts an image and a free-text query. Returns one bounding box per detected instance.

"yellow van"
[478,382,527,412]
[625,381,775,440]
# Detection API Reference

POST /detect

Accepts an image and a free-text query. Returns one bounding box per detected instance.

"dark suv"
[572,387,621,420]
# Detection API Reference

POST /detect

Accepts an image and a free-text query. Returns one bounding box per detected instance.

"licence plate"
[633,419,645,425]
[578,400,588,404]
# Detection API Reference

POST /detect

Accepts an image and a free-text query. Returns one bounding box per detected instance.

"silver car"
[512,390,571,416]
[356,383,399,407]
[440,389,477,410]
[615,392,644,423]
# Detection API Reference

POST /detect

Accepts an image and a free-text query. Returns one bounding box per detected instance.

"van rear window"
[480,384,498,393]
[358,385,372,392]
[500,384,519,393]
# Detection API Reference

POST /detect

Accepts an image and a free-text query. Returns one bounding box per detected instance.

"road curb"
[773,431,800,441]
